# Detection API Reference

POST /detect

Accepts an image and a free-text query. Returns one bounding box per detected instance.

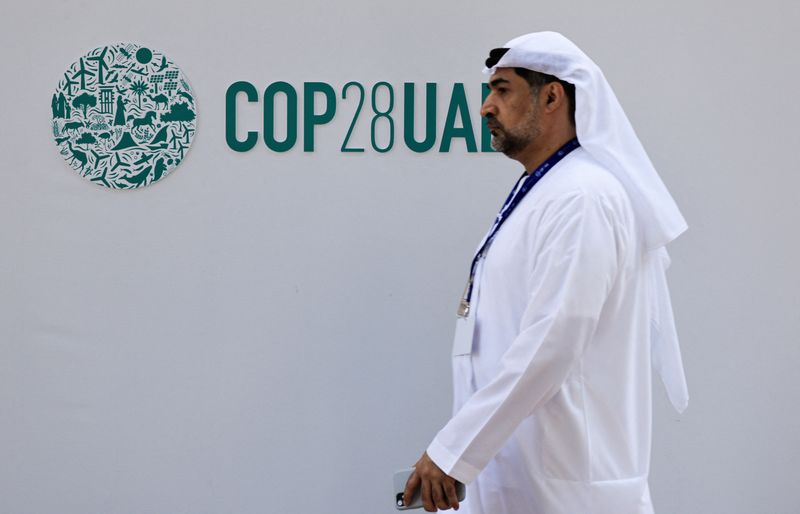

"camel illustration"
[127,111,157,131]
[147,93,169,110]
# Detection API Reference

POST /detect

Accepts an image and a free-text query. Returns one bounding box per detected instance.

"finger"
[403,471,420,507]
[421,480,436,512]
[444,479,460,510]
[432,480,450,511]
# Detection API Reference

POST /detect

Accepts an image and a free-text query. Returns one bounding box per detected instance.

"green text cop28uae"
[225,81,494,153]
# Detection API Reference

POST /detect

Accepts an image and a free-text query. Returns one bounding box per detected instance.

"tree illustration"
[130,79,148,109]
[72,92,97,118]
[161,101,196,132]
[76,132,97,150]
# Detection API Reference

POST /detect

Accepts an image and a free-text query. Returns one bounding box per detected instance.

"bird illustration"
[132,152,154,167]
[155,56,168,72]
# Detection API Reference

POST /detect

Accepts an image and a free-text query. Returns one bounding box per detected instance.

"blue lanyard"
[458,137,580,317]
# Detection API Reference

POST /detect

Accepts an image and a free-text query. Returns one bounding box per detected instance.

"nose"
[480,94,497,118]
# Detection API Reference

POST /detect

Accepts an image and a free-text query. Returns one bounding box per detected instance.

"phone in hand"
[393,468,466,510]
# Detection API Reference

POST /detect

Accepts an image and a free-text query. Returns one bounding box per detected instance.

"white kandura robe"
[427,147,660,514]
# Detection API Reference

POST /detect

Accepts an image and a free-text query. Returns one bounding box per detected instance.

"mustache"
[484,115,503,131]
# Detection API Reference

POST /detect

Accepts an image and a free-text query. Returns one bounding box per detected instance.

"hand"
[403,452,460,512]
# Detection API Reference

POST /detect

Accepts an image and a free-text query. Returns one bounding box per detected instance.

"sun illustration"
[136,47,153,65]
[51,43,197,189]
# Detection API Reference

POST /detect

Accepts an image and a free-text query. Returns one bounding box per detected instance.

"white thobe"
[427,147,657,514]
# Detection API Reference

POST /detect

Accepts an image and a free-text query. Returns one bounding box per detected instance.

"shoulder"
[536,147,629,205]
[524,148,636,247]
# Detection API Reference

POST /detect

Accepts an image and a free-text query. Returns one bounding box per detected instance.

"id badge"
[452,314,476,356]
[453,259,482,356]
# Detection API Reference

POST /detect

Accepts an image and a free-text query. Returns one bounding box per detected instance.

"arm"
[427,191,625,484]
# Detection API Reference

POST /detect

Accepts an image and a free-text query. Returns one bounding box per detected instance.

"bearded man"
[403,32,689,514]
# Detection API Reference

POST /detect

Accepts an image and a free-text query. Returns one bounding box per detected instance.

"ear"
[543,82,565,114]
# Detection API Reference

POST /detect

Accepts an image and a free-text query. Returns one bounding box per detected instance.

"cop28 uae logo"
[51,43,197,189]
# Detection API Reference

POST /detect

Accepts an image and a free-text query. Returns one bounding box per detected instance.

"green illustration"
[52,43,197,189]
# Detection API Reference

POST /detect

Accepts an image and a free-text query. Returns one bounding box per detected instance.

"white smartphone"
[393,468,466,510]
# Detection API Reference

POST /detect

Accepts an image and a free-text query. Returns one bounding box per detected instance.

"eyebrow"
[488,78,511,89]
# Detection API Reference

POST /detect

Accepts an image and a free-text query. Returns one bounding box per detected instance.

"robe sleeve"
[426,190,626,484]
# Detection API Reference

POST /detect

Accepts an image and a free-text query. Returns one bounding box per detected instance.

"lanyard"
[457,137,580,317]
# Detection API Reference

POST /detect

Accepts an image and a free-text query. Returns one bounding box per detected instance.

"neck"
[516,127,578,174]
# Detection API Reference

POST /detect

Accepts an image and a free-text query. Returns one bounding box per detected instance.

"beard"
[487,104,541,157]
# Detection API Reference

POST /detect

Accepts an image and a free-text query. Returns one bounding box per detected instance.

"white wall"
[1,1,798,513]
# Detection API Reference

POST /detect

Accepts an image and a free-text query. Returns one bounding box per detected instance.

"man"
[403,32,688,514]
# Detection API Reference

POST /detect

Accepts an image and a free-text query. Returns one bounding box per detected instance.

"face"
[480,68,541,157]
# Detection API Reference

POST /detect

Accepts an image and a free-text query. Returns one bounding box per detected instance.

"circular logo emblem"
[51,43,197,188]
